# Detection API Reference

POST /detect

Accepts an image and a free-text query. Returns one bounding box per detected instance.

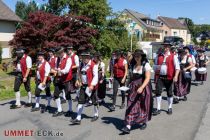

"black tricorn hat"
[48,48,55,53]
[66,45,73,49]
[133,49,146,57]
[80,50,91,56]
[161,42,173,47]
[197,48,205,52]
[55,47,65,53]
[178,49,186,54]
[37,51,45,56]
[15,48,25,53]
[93,52,102,57]
[183,46,191,51]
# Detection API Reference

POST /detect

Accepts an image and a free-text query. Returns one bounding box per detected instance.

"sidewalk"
[194,93,210,140]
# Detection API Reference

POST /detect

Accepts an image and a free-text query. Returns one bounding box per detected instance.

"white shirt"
[59,54,72,75]
[133,63,152,74]
[37,60,51,80]
[70,53,80,67]
[81,60,98,86]
[191,55,196,64]
[123,59,127,65]
[97,61,105,77]
[181,55,192,64]
[199,55,209,61]
[16,54,32,72]
[155,51,180,70]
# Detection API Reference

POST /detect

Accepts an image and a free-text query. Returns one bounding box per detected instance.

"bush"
[0,45,2,64]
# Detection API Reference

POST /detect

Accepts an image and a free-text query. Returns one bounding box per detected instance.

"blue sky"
[2,0,210,24]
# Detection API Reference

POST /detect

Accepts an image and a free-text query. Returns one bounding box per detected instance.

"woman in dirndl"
[195,49,209,85]
[121,49,153,134]
[173,49,194,104]
[93,52,106,105]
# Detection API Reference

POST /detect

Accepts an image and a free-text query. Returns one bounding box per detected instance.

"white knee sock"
[28,92,32,103]
[168,97,173,109]
[15,91,21,106]
[35,97,40,108]
[68,100,72,112]
[62,90,66,100]
[46,97,51,106]
[126,125,131,130]
[76,89,80,97]
[156,96,162,110]
[55,98,62,112]
[76,104,84,120]
[94,105,99,117]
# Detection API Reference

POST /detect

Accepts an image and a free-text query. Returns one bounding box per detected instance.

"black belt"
[159,75,167,79]
[81,71,87,75]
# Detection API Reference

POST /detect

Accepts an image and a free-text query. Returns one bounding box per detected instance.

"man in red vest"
[109,50,128,111]
[71,51,99,124]
[153,43,180,115]
[48,48,57,70]
[10,48,32,109]
[31,52,51,112]
[51,47,73,117]
[66,46,80,101]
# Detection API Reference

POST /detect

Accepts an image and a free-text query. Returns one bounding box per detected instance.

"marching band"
[10,44,209,134]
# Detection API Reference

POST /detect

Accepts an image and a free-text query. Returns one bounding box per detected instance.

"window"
[173,31,177,36]
[165,31,168,35]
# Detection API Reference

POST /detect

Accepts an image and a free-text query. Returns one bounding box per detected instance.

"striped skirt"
[125,78,153,125]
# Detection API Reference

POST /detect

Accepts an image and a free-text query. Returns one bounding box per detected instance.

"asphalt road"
[0,63,210,140]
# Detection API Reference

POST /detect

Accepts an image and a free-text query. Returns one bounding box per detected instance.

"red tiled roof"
[158,16,187,29]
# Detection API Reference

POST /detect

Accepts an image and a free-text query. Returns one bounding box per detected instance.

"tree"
[0,44,2,64]
[9,11,98,59]
[178,17,195,36]
[59,0,111,25]
[15,0,39,20]
[40,0,65,15]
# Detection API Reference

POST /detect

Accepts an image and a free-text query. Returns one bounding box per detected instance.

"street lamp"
[129,22,137,52]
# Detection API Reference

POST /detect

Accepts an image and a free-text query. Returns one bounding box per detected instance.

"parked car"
[164,36,184,46]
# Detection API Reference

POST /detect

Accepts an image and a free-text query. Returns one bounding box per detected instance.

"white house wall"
[171,29,188,45]
[0,20,16,59]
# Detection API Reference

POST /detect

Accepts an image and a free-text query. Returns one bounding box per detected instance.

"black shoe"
[109,106,115,112]
[152,109,161,116]
[91,116,99,122]
[183,96,187,101]
[173,98,179,104]
[45,106,51,111]
[40,106,50,113]
[99,100,105,106]
[52,111,63,117]
[61,99,66,104]
[121,127,130,134]
[120,103,125,109]
[24,103,32,108]
[167,108,173,115]
[10,104,21,109]
[31,107,40,112]
[71,119,81,125]
[140,123,147,130]
[64,111,73,117]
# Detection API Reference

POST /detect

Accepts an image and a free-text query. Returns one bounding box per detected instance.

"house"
[157,16,191,45]
[119,9,163,42]
[0,0,21,59]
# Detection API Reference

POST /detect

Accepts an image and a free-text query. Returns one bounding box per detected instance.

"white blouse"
[133,63,152,75]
